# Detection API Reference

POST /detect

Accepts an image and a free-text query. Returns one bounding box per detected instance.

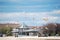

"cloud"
[52,10,60,14]
[0,10,60,24]
[0,10,60,19]
[0,12,46,18]
[0,21,20,24]
[42,16,58,21]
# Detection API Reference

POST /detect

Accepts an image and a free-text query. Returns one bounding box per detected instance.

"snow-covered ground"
[0,37,60,40]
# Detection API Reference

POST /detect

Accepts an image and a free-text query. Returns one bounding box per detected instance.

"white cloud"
[0,12,47,18]
[0,10,60,16]
[0,10,60,19]
[0,21,19,24]
[42,16,58,21]
[52,10,60,14]
[0,10,60,23]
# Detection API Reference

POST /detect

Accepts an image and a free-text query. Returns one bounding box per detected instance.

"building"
[12,24,39,37]
[11,23,60,37]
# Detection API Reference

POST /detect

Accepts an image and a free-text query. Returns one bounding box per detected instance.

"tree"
[43,23,57,36]
[0,27,12,36]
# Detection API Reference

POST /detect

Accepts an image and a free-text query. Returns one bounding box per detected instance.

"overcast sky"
[0,0,60,26]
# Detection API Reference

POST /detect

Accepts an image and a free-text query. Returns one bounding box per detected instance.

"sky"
[0,0,60,26]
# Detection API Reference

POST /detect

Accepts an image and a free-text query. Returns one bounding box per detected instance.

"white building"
[12,24,38,37]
